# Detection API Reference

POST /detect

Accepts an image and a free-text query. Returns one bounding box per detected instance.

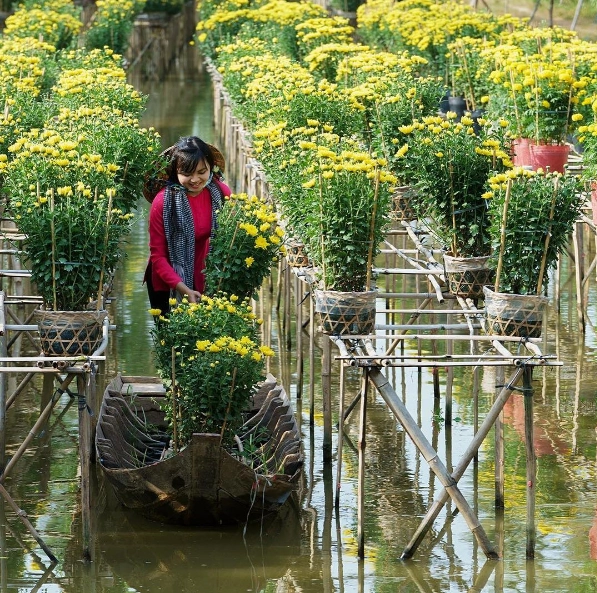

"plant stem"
[536,177,559,294]
[494,178,512,293]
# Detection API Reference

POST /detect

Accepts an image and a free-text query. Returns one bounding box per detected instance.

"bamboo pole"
[494,179,512,293]
[357,369,369,558]
[365,171,380,291]
[335,360,346,509]
[171,347,178,453]
[96,192,113,310]
[494,366,505,508]
[295,274,304,400]
[77,373,92,561]
[49,189,57,311]
[523,367,536,558]
[309,289,316,426]
[322,337,332,463]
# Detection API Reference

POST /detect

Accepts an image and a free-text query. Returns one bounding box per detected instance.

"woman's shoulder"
[150,187,167,211]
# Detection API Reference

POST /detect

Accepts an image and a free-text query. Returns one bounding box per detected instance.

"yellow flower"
[245,256,254,267]
[255,236,269,249]
[148,308,162,316]
[196,340,210,352]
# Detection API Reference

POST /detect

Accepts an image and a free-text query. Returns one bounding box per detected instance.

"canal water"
[3,45,597,592]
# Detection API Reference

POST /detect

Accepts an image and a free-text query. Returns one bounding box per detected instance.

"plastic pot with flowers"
[0,113,161,356]
[483,167,584,338]
[395,113,513,298]
[296,126,395,336]
[486,50,587,172]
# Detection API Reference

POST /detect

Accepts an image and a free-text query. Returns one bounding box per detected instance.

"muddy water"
[3,46,597,592]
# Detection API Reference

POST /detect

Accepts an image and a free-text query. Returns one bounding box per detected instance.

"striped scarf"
[162,178,224,296]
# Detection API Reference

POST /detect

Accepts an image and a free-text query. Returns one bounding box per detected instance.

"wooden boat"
[95,374,303,526]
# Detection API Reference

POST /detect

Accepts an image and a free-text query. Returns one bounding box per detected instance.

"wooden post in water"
[494,365,505,509]
[335,360,346,509]
[357,369,369,558]
[295,274,304,400]
[309,290,316,425]
[322,337,332,463]
[0,292,6,471]
[523,366,536,558]
[77,371,93,561]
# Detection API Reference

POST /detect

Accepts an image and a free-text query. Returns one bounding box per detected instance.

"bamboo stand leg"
[357,369,369,558]
[77,373,93,561]
[1,375,72,480]
[284,265,292,350]
[335,361,346,509]
[296,275,304,400]
[322,461,333,593]
[523,366,536,559]
[445,313,453,425]
[309,291,315,426]
[495,366,505,509]
[0,313,5,472]
[370,367,498,558]
[0,481,57,563]
[322,337,332,463]
[398,366,525,559]
[469,560,498,593]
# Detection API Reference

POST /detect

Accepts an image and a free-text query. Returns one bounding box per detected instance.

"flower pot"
[443,253,494,299]
[390,186,417,222]
[313,289,376,336]
[512,137,534,168]
[34,309,108,356]
[529,143,570,174]
[482,287,548,338]
[285,239,310,268]
[448,96,467,120]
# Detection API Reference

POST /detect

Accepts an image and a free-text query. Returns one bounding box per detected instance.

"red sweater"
[148,180,231,293]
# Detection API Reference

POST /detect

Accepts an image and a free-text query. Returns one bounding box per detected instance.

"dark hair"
[167,136,214,182]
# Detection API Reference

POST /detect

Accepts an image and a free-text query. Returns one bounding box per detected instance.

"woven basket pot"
[313,289,376,336]
[390,186,417,222]
[34,309,108,356]
[483,287,548,338]
[285,239,310,268]
[443,253,494,299]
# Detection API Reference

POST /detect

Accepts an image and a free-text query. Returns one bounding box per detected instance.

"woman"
[144,135,231,314]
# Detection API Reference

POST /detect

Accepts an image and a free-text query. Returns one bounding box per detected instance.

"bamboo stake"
[219,367,238,443]
[318,171,327,290]
[49,189,57,311]
[459,41,476,111]
[171,347,178,453]
[366,170,381,291]
[494,179,512,293]
[536,177,559,294]
[96,191,113,311]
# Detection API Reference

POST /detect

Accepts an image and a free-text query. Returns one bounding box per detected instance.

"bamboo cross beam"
[368,367,499,559]
[399,365,525,559]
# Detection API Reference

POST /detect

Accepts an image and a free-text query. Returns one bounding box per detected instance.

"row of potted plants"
[194,0,590,338]
[0,0,285,447]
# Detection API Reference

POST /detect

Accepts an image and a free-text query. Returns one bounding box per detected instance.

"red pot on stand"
[529,143,570,174]
[512,137,534,167]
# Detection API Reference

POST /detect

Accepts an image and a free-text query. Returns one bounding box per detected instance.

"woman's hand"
[175,282,201,303]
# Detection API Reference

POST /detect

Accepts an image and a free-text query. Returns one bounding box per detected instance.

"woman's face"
[177,158,211,195]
